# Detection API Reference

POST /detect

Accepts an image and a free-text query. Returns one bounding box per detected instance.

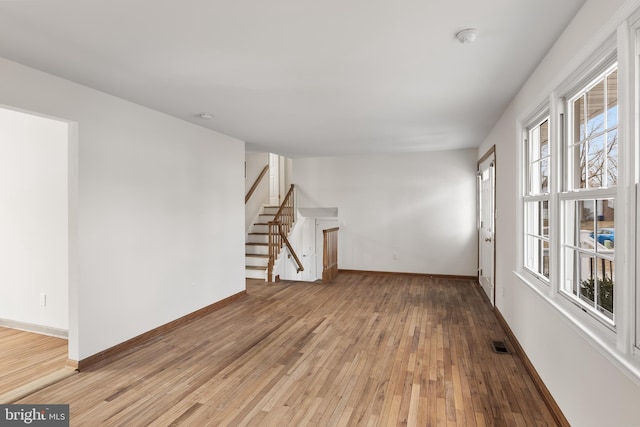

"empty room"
[1,0,640,426]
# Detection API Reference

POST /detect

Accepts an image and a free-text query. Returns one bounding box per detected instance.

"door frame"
[478,146,497,305]
[0,104,76,366]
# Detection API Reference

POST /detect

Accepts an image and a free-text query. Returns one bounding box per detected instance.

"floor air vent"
[492,341,509,354]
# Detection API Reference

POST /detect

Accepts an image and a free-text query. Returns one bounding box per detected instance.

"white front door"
[478,152,496,305]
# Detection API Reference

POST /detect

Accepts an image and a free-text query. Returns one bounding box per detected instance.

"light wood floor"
[17,273,557,426]
[0,327,68,396]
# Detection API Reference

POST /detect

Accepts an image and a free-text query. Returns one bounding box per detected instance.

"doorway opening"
[0,107,72,398]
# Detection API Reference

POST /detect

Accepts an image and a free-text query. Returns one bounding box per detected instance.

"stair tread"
[249,232,268,235]
[246,242,268,246]
[246,265,266,270]
[246,254,269,258]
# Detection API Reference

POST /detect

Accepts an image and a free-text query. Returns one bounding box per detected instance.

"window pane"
[525,202,538,235]
[577,142,589,188]
[525,236,549,279]
[542,240,550,278]
[606,130,618,186]
[587,134,605,188]
[578,253,597,305]
[564,248,578,294]
[527,118,550,195]
[587,80,605,136]
[597,258,614,319]
[539,159,549,193]
[525,235,537,271]
[595,199,615,252]
[530,125,540,162]
[578,200,596,249]
[525,201,549,237]
[607,70,618,128]
[540,119,549,158]
[574,96,585,142]
[541,200,549,238]
[579,257,614,320]
[570,141,588,190]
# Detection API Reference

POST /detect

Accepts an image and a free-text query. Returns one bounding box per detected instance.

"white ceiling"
[0,0,585,157]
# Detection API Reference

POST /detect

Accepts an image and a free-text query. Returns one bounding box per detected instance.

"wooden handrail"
[245,164,269,204]
[280,227,304,273]
[267,184,299,281]
[273,184,295,227]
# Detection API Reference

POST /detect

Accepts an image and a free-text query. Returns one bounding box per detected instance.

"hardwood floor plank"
[0,327,68,399]
[13,274,559,426]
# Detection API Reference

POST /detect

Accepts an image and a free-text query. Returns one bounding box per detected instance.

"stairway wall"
[245,151,269,232]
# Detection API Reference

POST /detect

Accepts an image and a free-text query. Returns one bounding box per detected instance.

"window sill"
[513,270,640,387]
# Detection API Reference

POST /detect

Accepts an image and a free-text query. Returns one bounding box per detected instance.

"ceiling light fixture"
[198,112,213,120]
[455,28,478,45]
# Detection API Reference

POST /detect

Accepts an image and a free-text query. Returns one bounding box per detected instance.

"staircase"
[245,205,280,280]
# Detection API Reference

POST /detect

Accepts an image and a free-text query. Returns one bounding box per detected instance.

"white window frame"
[523,114,551,284]
[517,19,640,381]
[560,62,619,328]
[633,24,640,354]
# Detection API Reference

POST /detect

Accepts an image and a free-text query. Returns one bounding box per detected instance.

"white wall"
[0,57,245,361]
[478,0,640,425]
[0,108,68,332]
[245,151,269,231]
[293,149,477,276]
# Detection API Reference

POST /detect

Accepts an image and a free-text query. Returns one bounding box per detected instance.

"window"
[524,116,550,281]
[518,15,640,381]
[561,64,618,324]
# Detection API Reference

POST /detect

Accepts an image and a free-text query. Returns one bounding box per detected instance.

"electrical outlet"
[40,293,46,306]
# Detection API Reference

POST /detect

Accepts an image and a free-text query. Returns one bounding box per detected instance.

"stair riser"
[245,257,269,267]
[247,234,269,244]
[245,268,266,280]
[251,224,269,234]
[263,207,280,215]
[259,214,276,222]
[246,245,269,255]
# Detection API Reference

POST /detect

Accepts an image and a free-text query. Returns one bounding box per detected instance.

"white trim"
[0,319,68,339]
[549,91,563,300]
[637,183,640,350]
[614,21,636,354]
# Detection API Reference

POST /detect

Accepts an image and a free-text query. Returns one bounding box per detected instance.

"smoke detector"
[456,28,478,45]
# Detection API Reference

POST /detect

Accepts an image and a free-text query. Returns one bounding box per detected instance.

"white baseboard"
[0,319,68,339]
